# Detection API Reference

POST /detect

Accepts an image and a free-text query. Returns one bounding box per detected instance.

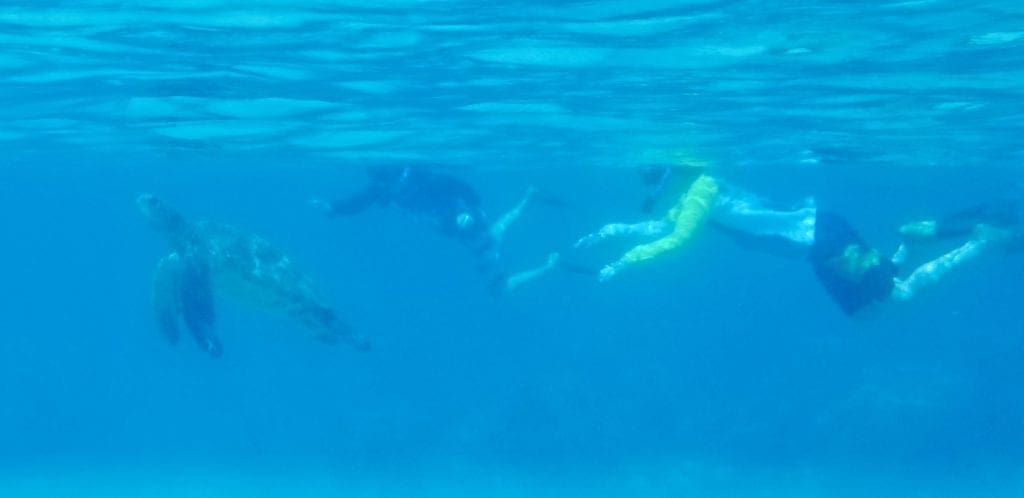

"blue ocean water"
[2,1,1024,496]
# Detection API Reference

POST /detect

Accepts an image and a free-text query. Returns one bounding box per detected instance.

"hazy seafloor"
[2,0,1024,496]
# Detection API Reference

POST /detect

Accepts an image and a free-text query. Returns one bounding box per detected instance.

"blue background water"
[2,1,1024,496]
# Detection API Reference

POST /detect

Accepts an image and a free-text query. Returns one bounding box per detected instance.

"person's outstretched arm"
[574,220,670,249]
[310,186,382,217]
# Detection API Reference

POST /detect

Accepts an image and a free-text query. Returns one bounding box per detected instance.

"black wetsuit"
[327,165,506,292]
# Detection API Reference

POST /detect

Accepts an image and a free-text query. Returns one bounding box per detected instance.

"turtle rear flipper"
[303,305,370,351]
[153,252,222,357]
[332,321,371,352]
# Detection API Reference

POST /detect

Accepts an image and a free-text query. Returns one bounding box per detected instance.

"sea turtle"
[137,194,369,357]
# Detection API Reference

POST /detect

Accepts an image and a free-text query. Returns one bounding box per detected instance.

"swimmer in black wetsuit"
[311,164,559,295]
[810,200,1021,315]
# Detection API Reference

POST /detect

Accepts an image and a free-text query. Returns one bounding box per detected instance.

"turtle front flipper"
[153,252,223,357]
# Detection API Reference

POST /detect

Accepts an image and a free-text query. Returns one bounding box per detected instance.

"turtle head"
[137,194,187,234]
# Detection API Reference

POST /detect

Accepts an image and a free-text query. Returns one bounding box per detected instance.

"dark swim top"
[330,165,505,295]
[367,165,489,240]
[808,212,897,315]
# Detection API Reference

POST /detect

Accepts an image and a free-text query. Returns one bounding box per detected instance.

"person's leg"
[892,222,1017,301]
[891,239,989,301]
[891,225,1018,302]
[505,253,561,292]
[899,220,939,241]
[713,189,817,246]
[309,185,382,217]
[490,187,537,244]
[574,220,669,249]
[601,174,719,281]
[901,200,1021,242]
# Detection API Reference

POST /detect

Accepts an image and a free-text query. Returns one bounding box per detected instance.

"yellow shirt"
[620,174,720,264]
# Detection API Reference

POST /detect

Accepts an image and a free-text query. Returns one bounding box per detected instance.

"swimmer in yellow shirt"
[576,163,817,281]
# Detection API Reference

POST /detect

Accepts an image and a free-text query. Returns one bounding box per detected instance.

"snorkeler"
[574,163,817,281]
[809,201,1020,314]
[310,164,560,295]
